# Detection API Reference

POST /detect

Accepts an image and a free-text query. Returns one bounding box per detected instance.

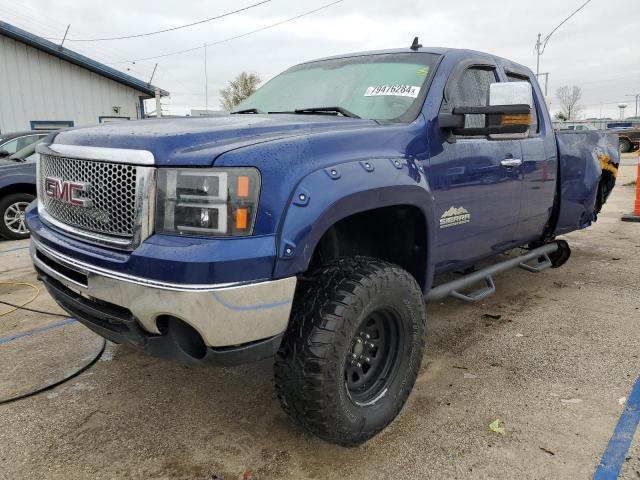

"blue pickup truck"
[27,43,619,446]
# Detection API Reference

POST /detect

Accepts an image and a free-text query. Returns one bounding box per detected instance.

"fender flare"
[273,157,437,292]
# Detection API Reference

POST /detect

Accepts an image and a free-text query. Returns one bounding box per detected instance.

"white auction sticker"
[364,85,421,98]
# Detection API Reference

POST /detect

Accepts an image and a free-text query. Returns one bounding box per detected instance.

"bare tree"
[554,111,568,121]
[555,85,582,120]
[219,72,261,111]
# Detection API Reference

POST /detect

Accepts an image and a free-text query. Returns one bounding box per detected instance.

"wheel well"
[0,183,37,198]
[310,205,428,290]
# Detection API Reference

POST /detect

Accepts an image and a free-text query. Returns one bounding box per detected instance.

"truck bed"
[553,131,620,235]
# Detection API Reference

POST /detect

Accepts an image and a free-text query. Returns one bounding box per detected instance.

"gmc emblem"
[44,177,93,208]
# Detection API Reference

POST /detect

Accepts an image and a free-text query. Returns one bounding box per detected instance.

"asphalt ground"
[0,158,639,479]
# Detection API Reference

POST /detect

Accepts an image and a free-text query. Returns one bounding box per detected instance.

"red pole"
[622,151,640,222]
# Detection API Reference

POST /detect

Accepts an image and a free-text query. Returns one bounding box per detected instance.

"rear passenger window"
[507,73,539,134]
[449,67,496,133]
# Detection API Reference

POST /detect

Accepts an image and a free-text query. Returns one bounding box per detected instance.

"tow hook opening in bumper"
[156,316,207,360]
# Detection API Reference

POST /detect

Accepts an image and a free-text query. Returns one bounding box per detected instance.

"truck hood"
[50,115,378,166]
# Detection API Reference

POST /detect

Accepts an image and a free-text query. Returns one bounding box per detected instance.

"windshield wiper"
[270,106,361,119]
[231,108,264,114]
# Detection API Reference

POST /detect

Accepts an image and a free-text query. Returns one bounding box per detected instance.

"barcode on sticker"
[364,85,420,98]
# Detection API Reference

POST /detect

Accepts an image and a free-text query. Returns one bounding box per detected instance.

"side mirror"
[438,82,533,137]
[0,150,9,158]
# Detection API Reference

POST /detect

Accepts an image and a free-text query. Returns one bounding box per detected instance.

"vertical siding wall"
[0,35,144,133]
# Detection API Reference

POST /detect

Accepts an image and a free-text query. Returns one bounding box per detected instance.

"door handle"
[500,158,523,167]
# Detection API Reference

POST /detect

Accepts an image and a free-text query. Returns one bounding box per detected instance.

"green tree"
[219,72,261,111]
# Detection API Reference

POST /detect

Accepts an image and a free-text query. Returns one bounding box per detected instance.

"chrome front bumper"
[30,238,297,348]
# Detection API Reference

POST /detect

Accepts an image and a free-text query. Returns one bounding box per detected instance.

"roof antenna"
[410,36,422,51]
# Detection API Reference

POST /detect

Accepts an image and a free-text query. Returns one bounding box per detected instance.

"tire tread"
[274,256,425,446]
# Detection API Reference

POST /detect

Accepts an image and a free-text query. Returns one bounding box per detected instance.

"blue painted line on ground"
[0,245,29,254]
[593,375,640,479]
[0,318,76,345]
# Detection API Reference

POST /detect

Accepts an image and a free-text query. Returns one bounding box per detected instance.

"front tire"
[274,257,426,446]
[0,193,34,240]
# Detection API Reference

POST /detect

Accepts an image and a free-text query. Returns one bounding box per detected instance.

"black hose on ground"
[0,338,106,405]
[0,299,68,317]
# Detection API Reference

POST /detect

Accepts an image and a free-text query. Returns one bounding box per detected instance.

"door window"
[0,138,21,155]
[0,134,47,155]
[448,67,497,132]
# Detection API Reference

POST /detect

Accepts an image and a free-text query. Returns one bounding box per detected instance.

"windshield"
[235,53,439,122]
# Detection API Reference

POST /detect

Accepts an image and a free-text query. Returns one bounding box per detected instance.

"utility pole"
[534,1,592,86]
[204,44,209,113]
[534,33,548,96]
[625,94,640,118]
[535,33,541,76]
[537,72,549,97]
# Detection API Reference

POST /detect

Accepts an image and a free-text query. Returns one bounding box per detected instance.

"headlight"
[155,167,260,236]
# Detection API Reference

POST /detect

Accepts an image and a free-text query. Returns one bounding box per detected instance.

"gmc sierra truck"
[27,43,619,446]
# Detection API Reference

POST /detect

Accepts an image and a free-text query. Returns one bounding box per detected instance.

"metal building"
[0,21,168,134]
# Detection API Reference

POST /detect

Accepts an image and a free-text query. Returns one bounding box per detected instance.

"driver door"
[430,64,523,272]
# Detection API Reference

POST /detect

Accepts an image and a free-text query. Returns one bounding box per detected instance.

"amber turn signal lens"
[237,176,249,197]
[501,113,531,125]
[235,208,248,229]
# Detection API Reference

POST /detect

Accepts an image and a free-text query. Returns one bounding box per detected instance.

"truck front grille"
[38,154,141,248]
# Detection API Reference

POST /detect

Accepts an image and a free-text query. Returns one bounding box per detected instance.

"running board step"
[518,253,552,273]
[425,242,560,303]
[450,276,496,303]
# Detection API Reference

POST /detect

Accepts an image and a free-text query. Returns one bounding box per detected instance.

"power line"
[108,0,344,64]
[535,0,592,75]
[0,1,170,107]
[0,3,155,78]
[540,0,592,55]
[43,1,271,42]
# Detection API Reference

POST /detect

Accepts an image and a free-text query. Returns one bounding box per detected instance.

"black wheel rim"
[344,308,404,405]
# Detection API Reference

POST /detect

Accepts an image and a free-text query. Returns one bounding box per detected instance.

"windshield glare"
[235,53,439,122]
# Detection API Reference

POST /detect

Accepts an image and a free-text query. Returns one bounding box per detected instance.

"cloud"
[1,0,637,117]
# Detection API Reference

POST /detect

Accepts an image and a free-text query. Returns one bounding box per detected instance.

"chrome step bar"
[425,242,560,303]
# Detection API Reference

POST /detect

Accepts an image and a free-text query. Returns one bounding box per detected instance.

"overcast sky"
[1,0,638,119]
